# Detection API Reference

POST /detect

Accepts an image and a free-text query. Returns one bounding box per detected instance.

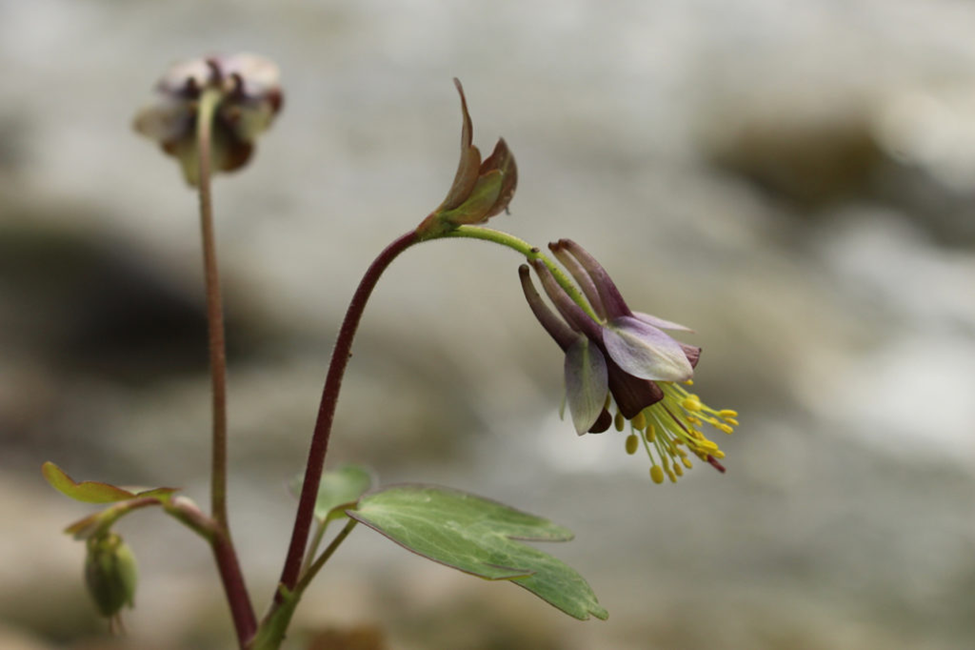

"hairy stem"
[277,230,419,597]
[196,87,257,646]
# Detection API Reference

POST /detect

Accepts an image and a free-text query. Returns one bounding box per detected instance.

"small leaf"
[289,464,374,523]
[65,512,102,539]
[42,462,178,504]
[349,485,608,621]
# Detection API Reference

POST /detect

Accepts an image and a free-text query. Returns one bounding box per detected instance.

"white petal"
[564,338,609,435]
[602,316,693,382]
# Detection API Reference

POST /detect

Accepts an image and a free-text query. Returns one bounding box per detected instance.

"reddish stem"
[212,531,257,645]
[196,88,257,646]
[277,229,419,597]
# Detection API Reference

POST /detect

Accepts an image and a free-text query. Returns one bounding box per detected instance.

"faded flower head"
[417,79,517,237]
[133,53,283,186]
[519,240,738,483]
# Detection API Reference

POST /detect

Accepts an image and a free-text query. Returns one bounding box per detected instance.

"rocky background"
[2,1,974,649]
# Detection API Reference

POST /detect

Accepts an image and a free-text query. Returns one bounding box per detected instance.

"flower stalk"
[276,230,419,598]
[196,85,257,648]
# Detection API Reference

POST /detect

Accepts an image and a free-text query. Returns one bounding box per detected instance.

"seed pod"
[85,532,138,618]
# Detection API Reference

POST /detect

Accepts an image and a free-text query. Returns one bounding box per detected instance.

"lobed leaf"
[348,484,608,621]
[42,462,178,504]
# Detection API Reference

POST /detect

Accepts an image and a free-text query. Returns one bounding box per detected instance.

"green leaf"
[348,485,608,621]
[42,462,178,504]
[289,464,374,523]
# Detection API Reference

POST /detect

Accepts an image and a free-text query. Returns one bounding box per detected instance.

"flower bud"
[133,53,283,186]
[84,532,138,618]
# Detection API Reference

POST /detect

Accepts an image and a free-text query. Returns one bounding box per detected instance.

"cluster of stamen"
[614,381,738,484]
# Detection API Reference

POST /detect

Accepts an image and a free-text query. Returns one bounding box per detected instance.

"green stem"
[296,519,358,593]
[300,519,327,577]
[443,225,599,319]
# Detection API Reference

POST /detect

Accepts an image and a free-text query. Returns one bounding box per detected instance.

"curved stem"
[277,229,419,597]
[197,88,257,646]
[444,226,599,320]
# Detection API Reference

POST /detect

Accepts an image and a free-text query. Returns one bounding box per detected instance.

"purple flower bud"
[133,53,283,186]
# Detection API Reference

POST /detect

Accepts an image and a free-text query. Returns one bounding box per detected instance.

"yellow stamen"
[650,465,665,484]
[614,412,625,432]
[625,434,639,455]
[632,411,647,430]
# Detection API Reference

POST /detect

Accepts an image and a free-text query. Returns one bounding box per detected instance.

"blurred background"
[2,1,975,648]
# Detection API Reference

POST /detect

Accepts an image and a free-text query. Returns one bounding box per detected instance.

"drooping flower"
[416,79,517,237]
[519,240,738,483]
[133,53,283,186]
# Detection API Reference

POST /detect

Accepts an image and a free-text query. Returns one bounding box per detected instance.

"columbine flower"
[519,240,738,483]
[133,53,283,186]
[416,79,517,237]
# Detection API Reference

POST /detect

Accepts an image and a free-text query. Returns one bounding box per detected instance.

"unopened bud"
[85,533,138,618]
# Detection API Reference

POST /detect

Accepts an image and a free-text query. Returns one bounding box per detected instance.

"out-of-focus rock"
[702,94,883,209]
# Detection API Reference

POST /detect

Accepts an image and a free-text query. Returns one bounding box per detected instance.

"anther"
[625,434,639,455]
[650,465,665,484]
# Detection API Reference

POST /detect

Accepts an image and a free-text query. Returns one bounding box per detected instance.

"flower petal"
[557,239,632,319]
[681,343,701,368]
[564,338,609,435]
[633,311,694,333]
[606,358,664,418]
[218,53,282,100]
[440,169,503,225]
[441,145,482,211]
[519,265,577,350]
[588,409,613,433]
[155,58,211,95]
[132,98,194,144]
[602,315,693,382]
[479,138,518,219]
[549,241,605,320]
[439,79,481,211]
[530,260,602,341]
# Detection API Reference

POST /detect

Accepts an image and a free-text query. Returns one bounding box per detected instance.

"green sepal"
[437,169,503,226]
[348,484,608,621]
[42,462,179,504]
[289,464,375,524]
